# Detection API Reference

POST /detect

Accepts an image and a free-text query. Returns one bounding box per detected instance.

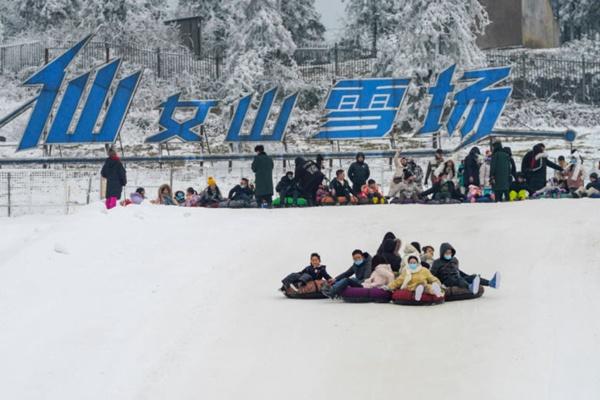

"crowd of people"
[100,142,600,210]
[280,232,500,302]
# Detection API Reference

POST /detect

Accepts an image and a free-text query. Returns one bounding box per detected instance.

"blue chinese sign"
[1,35,517,152]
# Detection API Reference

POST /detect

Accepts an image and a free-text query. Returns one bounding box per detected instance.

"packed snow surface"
[1,201,599,400]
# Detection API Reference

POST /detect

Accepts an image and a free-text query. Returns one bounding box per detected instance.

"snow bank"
[0,201,599,399]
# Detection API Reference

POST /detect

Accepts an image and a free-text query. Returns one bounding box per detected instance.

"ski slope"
[1,201,599,400]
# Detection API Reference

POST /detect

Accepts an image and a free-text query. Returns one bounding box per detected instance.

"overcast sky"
[315,0,345,41]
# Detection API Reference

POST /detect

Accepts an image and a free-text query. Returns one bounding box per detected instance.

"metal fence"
[1,40,600,104]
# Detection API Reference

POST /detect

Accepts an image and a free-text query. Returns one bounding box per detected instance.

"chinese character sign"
[314,78,410,140]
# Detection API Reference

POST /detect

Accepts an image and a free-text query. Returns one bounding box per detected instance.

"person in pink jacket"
[362,256,395,289]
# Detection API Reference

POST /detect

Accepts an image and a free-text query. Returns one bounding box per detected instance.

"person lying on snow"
[532,177,567,199]
[361,256,395,289]
[509,173,530,201]
[321,250,372,299]
[383,254,443,301]
[573,172,600,198]
[431,243,500,295]
[329,169,358,205]
[280,253,333,293]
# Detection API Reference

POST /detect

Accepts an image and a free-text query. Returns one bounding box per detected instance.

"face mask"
[408,263,418,271]
[354,259,364,266]
[444,254,452,261]
[287,175,293,180]
[570,159,577,165]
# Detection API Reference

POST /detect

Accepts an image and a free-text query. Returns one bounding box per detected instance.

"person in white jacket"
[362,256,395,289]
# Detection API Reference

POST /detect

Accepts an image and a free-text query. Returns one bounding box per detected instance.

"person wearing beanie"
[100,147,127,210]
[252,145,274,207]
[431,243,500,294]
[384,255,443,302]
[199,177,223,207]
[348,152,370,195]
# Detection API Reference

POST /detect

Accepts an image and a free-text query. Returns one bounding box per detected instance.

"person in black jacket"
[228,178,255,204]
[321,250,372,299]
[504,147,518,182]
[348,152,370,194]
[276,172,299,199]
[376,238,402,272]
[329,169,357,204]
[280,253,333,292]
[463,147,481,189]
[376,232,396,254]
[521,143,563,193]
[101,148,127,210]
[294,157,325,205]
[431,243,500,293]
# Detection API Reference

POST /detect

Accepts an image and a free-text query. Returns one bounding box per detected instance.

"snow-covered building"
[478,0,560,49]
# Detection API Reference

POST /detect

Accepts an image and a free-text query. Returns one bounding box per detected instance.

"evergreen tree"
[222,0,298,100]
[280,0,326,47]
[342,0,400,51]
[556,0,600,41]
[18,0,80,31]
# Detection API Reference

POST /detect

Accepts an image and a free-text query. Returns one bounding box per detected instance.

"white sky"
[315,0,345,42]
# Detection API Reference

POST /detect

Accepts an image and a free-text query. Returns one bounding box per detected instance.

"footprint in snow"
[54,243,69,255]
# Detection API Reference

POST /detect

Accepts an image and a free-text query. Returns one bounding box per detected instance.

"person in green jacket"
[251,145,274,207]
[490,141,512,202]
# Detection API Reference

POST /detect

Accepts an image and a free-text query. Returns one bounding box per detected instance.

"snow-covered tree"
[177,0,231,53]
[555,0,600,41]
[222,0,298,100]
[18,0,80,31]
[280,0,326,47]
[342,0,400,51]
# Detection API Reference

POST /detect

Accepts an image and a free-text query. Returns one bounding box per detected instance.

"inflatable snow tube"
[391,289,445,306]
[444,286,484,302]
[340,287,392,303]
[284,280,327,299]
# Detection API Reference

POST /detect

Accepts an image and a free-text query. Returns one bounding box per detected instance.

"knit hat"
[207,176,217,187]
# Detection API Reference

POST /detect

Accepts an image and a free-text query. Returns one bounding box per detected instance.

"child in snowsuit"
[385,255,443,301]
[281,253,333,292]
[359,179,385,204]
[184,187,201,207]
[509,173,530,201]
[362,256,395,289]
[431,243,500,294]
[120,187,145,206]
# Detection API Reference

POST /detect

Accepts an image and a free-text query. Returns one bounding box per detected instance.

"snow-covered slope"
[1,201,599,400]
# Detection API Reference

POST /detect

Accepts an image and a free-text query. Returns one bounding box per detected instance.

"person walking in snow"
[431,243,500,294]
[100,148,127,210]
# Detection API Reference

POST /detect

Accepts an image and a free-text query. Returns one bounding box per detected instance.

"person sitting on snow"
[199,177,224,207]
[229,178,255,202]
[376,238,402,273]
[321,250,372,299]
[421,246,435,269]
[431,243,500,294]
[359,179,385,204]
[329,169,357,205]
[280,253,333,293]
[396,169,421,202]
[383,254,443,301]
[573,172,600,198]
[152,184,177,206]
[184,187,200,207]
[361,256,395,289]
[509,173,530,201]
[120,187,146,206]
[532,177,567,199]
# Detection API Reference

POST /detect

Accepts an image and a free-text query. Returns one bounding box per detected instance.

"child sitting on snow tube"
[431,243,500,296]
[384,254,444,302]
[280,253,333,294]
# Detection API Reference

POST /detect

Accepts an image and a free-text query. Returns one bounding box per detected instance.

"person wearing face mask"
[383,255,443,302]
[225,178,257,208]
[564,150,585,194]
[431,243,500,295]
[275,171,303,207]
[321,250,372,299]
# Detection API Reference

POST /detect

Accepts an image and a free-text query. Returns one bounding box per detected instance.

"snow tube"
[444,286,485,302]
[340,287,392,303]
[391,289,445,306]
[426,199,463,205]
[273,197,309,207]
[284,280,327,299]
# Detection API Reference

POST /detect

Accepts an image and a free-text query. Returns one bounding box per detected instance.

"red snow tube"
[444,286,484,302]
[391,289,445,306]
[284,280,327,299]
[340,287,392,303]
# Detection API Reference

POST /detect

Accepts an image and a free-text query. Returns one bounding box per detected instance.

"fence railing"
[1,40,600,104]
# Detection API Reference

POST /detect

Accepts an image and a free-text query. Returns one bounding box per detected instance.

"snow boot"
[431,282,442,297]
[415,285,425,302]
[469,275,481,295]
[489,272,501,289]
